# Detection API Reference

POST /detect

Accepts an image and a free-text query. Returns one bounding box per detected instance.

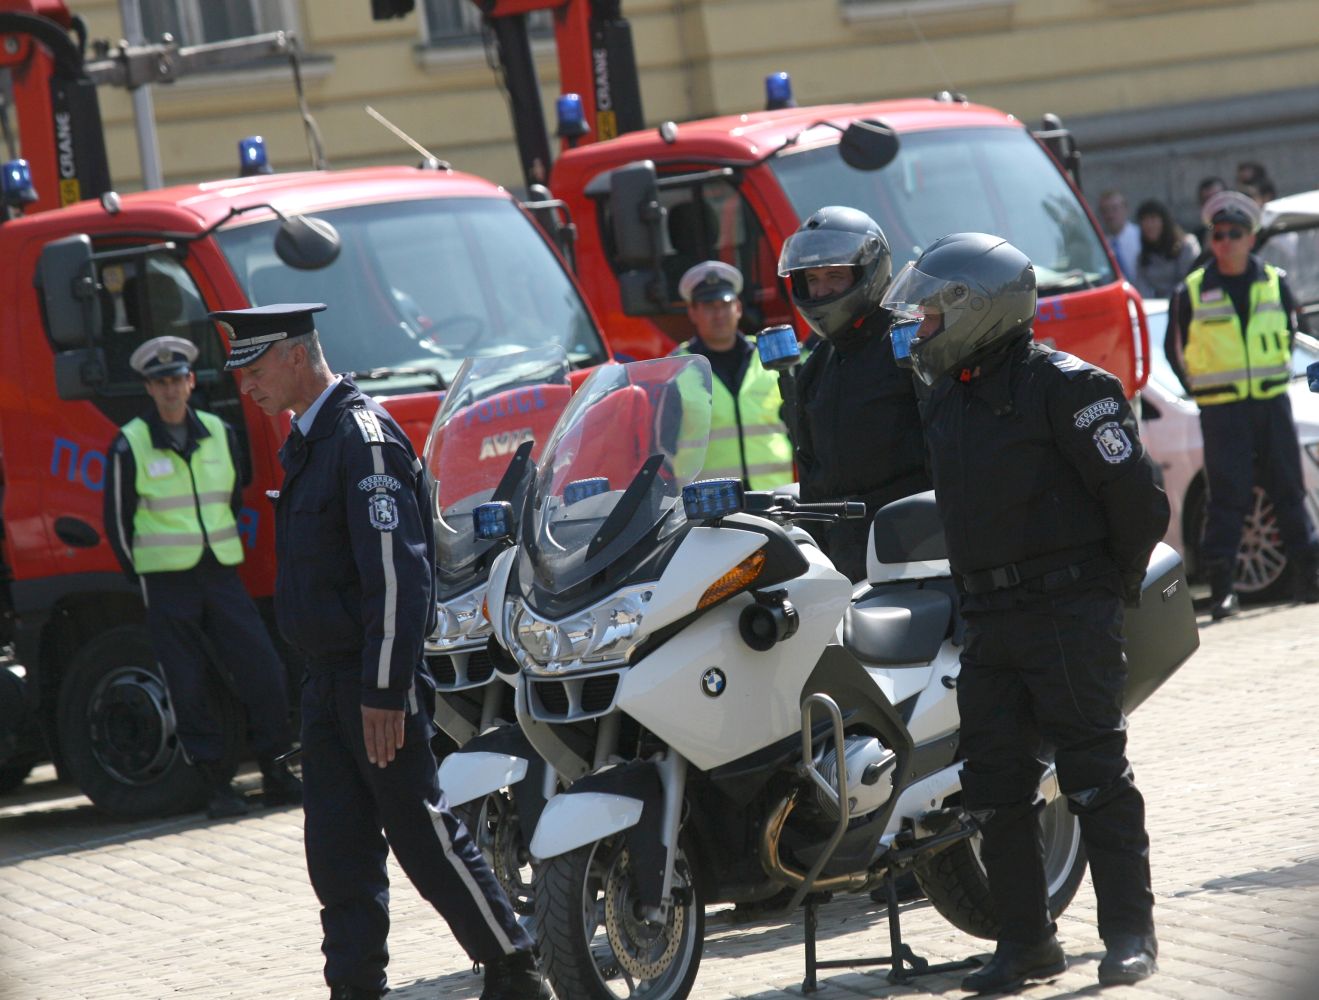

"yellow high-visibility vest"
[1183,264,1291,405]
[673,343,795,489]
[120,410,243,572]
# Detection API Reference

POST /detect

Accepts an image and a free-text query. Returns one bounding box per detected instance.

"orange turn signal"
[697,549,766,610]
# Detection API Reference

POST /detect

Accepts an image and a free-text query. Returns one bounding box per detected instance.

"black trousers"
[143,555,290,762]
[957,586,1154,947]
[301,666,532,993]
[1199,395,1316,569]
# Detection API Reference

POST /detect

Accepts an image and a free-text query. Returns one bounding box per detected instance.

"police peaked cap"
[1202,190,1262,233]
[212,303,328,370]
[678,260,743,304]
[130,335,198,379]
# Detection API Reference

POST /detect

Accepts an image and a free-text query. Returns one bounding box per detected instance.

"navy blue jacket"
[275,378,437,709]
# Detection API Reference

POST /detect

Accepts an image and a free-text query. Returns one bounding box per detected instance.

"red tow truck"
[0,1,609,813]
[399,0,1150,393]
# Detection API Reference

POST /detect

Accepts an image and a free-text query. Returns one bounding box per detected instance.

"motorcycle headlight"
[506,585,652,675]
[425,584,493,652]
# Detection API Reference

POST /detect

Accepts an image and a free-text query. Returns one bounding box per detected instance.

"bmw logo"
[701,668,726,697]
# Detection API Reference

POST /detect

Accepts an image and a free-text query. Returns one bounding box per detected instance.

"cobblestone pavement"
[2,599,1318,1000]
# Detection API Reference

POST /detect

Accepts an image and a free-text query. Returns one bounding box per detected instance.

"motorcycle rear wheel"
[533,832,704,999]
[913,787,1086,940]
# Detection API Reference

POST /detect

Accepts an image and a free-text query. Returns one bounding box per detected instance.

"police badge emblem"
[1093,421,1133,464]
[368,493,399,531]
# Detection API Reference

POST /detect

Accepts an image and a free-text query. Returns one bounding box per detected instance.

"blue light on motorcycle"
[890,321,919,368]
[683,478,745,520]
[473,501,515,541]
[239,135,273,177]
[1,159,38,206]
[564,477,610,505]
[756,325,801,372]
[1308,360,1319,393]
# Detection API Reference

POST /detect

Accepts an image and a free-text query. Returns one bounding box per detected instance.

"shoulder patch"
[1093,421,1134,464]
[351,408,386,445]
[1045,351,1094,379]
[367,493,400,531]
[358,474,403,493]
[1073,396,1120,429]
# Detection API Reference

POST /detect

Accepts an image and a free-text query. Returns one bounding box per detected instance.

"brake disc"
[603,849,685,982]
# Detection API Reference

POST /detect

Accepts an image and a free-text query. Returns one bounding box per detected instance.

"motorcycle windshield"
[521,356,713,598]
[422,346,573,598]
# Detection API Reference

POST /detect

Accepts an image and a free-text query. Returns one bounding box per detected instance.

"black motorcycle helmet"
[778,206,892,340]
[882,233,1036,384]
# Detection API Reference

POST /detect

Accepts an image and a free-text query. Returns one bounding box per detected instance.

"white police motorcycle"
[421,345,574,914]
[475,353,1198,1000]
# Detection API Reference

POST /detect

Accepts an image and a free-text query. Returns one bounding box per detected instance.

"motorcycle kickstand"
[799,870,982,992]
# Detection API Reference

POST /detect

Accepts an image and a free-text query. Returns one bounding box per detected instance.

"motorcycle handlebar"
[746,493,869,522]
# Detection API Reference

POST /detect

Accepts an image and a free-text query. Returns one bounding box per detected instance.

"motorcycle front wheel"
[533,831,704,999]
[454,789,534,915]
[912,780,1087,940]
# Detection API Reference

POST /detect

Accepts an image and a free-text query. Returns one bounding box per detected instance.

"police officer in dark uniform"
[104,335,300,818]
[217,304,548,1000]
[1166,189,1318,620]
[777,206,930,583]
[886,234,1168,992]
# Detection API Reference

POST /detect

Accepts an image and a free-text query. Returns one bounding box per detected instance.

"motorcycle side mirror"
[473,501,515,542]
[274,214,341,270]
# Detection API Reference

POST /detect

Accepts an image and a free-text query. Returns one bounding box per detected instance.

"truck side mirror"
[37,234,102,349]
[839,119,899,172]
[609,160,669,314]
[274,214,341,270]
[1033,113,1083,190]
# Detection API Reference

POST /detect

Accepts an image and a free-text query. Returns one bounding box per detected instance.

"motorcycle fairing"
[439,750,528,808]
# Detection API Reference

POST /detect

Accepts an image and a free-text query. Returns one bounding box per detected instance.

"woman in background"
[1133,199,1201,299]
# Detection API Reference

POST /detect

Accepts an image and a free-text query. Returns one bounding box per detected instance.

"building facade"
[41,0,1319,229]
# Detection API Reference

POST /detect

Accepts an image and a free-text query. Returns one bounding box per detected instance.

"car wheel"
[1186,483,1291,602]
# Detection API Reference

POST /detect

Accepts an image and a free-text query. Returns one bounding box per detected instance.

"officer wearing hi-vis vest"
[103,336,300,819]
[218,304,546,1000]
[1167,189,1319,620]
[670,260,795,489]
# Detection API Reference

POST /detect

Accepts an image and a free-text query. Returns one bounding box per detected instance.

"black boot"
[1293,554,1319,605]
[481,950,552,999]
[328,986,384,999]
[259,754,303,807]
[1098,933,1158,986]
[198,761,248,819]
[961,936,1066,995]
[1207,562,1239,620]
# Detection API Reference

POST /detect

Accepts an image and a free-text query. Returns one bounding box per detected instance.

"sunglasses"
[1211,226,1248,242]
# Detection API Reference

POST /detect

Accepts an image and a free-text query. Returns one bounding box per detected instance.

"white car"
[1139,301,1319,600]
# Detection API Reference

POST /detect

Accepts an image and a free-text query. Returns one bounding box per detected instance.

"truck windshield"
[771,126,1115,296]
[216,198,606,392]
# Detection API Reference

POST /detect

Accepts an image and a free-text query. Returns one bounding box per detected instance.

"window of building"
[139,0,297,46]
[420,0,551,46]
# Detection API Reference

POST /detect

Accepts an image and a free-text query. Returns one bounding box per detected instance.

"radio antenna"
[904,10,958,97]
[365,106,452,171]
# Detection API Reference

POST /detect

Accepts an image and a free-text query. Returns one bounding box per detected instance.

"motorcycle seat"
[843,589,952,666]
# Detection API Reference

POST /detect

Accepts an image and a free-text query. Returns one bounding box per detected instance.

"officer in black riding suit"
[778,206,930,583]
[885,234,1169,993]
[217,303,547,1000]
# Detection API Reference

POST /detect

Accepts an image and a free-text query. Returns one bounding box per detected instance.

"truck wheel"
[56,626,242,818]
[913,786,1087,940]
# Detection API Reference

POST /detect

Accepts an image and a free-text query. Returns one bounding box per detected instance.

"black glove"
[1121,569,1144,609]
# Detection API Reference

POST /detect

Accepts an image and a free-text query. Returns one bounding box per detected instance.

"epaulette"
[1044,350,1094,379]
[351,407,387,445]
